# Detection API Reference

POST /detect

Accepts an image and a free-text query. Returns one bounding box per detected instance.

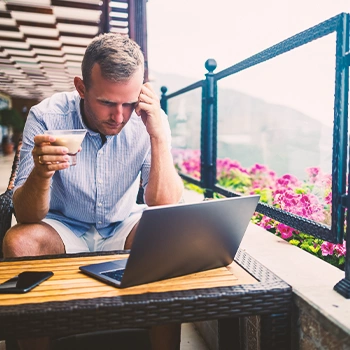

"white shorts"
[43,206,146,254]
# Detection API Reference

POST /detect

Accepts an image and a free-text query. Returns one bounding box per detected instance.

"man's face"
[75,63,143,136]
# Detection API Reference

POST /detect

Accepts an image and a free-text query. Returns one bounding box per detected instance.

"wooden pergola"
[0,0,148,101]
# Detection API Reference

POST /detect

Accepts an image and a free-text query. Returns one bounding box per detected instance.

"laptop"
[79,195,260,288]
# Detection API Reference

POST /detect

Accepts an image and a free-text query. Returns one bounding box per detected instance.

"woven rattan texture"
[235,249,281,283]
[0,190,13,257]
[261,312,291,349]
[0,139,21,258]
[0,250,292,340]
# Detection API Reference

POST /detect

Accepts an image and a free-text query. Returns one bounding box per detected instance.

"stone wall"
[295,296,350,350]
[194,295,350,350]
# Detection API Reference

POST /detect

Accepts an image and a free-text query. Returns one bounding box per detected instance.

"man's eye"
[123,102,136,108]
[101,101,114,106]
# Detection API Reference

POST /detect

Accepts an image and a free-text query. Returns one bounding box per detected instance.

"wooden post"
[128,0,148,82]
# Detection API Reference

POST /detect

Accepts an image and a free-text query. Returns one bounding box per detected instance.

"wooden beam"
[128,0,136,40]
[135,0,148,81]
[0,25,20,32]
[59,32,96,38]
[0,11,11,19]
[51,0,101,11]
[30,45,62,51]
[56,18,99,26]
[6,4,53,14]
[99,0,110,34]
[17,21,57,29]
[0,37,25,42]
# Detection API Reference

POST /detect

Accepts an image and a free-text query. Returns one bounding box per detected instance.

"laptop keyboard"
[101,269,125,282]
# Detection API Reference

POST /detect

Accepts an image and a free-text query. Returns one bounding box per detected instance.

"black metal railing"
[160,13,350,298]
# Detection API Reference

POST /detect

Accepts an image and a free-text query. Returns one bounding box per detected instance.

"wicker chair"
[0,138,21,259]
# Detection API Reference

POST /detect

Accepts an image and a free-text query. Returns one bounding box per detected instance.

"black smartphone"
[0,271,53,293]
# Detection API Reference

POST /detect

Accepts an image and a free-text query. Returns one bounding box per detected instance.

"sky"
[147,0,349,127]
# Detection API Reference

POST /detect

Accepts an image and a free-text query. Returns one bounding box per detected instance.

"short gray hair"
[82,33,144,89]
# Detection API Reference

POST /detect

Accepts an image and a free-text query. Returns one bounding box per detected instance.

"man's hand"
[135,84,184,206]
[32,134,70,178]
[134,83,164,139]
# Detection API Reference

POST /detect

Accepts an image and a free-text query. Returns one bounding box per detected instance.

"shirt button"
[98,221,102,224]
[100,151,104,155]
[98,202,102,207]
[98,179,102,184]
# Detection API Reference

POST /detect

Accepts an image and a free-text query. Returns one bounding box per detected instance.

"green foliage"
[0,108,25,131]
[217,170,251,194]
[289,239,300,246]
[184,182,205,194]
[253,187,273,204]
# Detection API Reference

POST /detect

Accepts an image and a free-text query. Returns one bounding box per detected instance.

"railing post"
[160,86,168,114]
[331,13,349,244]
[335,191,350,297]
[201,59,217,198]
[334,13,350,298]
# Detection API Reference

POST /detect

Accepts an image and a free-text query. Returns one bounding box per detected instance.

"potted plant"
[0,108,25,154]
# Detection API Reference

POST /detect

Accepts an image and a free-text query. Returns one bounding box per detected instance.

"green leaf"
[289,239,300,246]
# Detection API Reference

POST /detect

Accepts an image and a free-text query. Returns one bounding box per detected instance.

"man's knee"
[3,224,29,256]
[3,222,65,258]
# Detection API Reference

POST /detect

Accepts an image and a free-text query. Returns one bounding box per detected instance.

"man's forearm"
[13,169,51,223]
[145,136,184,206]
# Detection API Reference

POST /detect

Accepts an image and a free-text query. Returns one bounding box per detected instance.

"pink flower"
[306,167,320,178]
[276,174,301,188]
[257,216,274,230]
[250,163,268,174]
[173,149,332,228]
[273,188,325,222]
[277,223,294,239]
[325,192,332,205]
[320,241,335,256]
[334,241,346,257]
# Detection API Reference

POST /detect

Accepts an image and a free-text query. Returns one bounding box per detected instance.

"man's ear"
[74,77,85,98]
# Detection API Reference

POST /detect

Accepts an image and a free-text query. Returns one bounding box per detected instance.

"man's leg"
[3,222,65,258]
[124,223,182,350]
[149,324,181,350]
[3,222,66,350]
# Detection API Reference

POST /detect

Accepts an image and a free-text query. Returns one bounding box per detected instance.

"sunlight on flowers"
[172,148,345,269]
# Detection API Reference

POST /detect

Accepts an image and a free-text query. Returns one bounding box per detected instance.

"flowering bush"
[173,149,346,269]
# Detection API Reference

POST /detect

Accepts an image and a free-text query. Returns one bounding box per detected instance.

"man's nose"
[110,105,124,122]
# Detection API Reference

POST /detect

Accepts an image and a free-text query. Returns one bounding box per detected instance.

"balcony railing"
[160,13,350,298]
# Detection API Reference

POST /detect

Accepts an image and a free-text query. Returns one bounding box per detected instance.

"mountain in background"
[150,70,333,179]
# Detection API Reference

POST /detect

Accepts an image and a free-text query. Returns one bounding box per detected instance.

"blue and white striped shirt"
[14,91,172,238]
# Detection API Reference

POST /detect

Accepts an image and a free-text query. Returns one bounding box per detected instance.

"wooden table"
[0,249,292,350]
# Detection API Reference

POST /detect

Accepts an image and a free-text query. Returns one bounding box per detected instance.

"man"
[3,33,184,350]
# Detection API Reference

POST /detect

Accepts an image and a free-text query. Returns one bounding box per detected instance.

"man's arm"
[14,135,70,223]
[145,134,183,206]
[135,83,183,206]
